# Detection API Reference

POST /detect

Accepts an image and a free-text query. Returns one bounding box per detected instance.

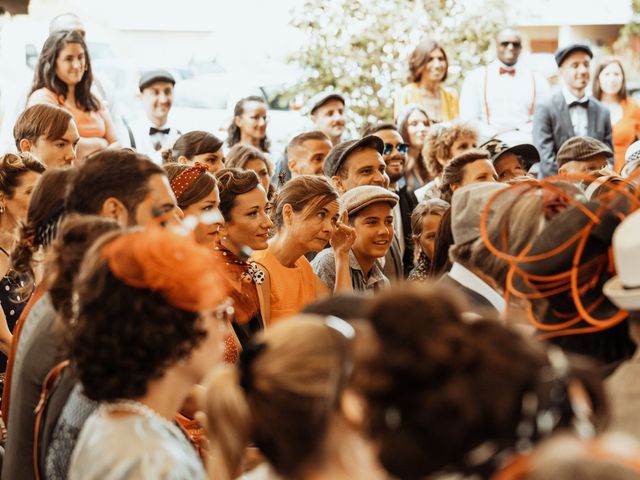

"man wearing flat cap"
[533,44,613,178]
[128,69,182,164]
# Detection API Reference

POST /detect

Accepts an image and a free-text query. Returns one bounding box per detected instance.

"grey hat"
[323,135,384,178]
[480,138,541,170]
[307,91,345,115]
[556,136,612,169]
[451,182,508,245]
[340,185,398,217]
[554,43,593,67]
[139,69,176,92]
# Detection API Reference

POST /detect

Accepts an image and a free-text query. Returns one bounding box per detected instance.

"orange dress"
[251,248,320,324]
[27,88,107,139]
[612,98,640,173]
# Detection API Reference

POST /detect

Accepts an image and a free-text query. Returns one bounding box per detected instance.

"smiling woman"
[27,30,119,159]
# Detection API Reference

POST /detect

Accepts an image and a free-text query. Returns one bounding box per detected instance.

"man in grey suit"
[533,44,613,178]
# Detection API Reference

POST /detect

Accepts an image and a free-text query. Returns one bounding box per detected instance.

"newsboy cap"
[556,136,612,169]
[339,185,398,217]
[554,44,593,67]
[307,91,346,115]
[323,135,384,178]
[451,182,508,245]
[139,69,176,92]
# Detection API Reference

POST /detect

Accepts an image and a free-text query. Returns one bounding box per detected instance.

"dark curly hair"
[69,234,208,402]
[226,96,271,152]
[214,168,260,222]
[355,284,607,480]
[31,29,100,112]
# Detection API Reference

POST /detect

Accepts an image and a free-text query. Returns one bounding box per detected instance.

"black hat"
[139,69,176,92]
[323,135,384,178]
[480,139,541,170]
[554,44,593,67]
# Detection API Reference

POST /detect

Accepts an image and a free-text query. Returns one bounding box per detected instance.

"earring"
[0,205,5,214]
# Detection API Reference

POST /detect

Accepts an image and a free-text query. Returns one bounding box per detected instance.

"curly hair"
[31,30,100,112]
[425,122,478,178]
[214,168,261,222]
[355,285,606,479]
[226,96,271,152]
[47,214,121,324]
[69,234,208,402]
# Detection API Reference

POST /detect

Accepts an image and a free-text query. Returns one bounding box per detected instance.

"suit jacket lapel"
[554,91,575,137]
[587,100,597,137]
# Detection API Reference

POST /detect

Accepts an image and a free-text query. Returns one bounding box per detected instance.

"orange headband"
[170,162,210,200]
[101,227,228,312]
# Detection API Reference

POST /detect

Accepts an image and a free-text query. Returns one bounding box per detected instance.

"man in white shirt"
[459,28,549,143]
[129,70,182,164]
[533,44,613,178]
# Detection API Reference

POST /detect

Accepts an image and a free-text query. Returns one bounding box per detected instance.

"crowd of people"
[0,10,640,480]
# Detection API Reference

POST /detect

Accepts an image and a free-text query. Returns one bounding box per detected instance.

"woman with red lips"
[214,168,273,352]
[227,96,271,153]
[252,175,356,324]
[28,30,119,160]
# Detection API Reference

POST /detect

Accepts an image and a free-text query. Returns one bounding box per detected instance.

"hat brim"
[604,275,640,311]
[346,197,398,217]
[556,46,593,66]
[309,94,345,115]
[139,76,176,91]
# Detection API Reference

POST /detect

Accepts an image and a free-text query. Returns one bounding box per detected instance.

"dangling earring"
[0,205,5,214]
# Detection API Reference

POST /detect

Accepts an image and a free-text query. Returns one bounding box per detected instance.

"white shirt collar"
[448,262,506,313]
[561,85,588,105]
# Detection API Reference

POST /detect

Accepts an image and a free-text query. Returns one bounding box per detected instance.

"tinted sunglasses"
[383,142,409,156]
[500,41,522,49]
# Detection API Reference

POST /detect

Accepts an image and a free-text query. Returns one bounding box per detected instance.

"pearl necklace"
[101,399,185,441]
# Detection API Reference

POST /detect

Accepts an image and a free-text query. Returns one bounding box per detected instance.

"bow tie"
[499,67,515,76]
[149,127,170,135]
[568,100,589,109]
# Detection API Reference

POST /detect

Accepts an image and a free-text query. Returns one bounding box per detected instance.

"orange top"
[612,98,640,173]
[251,248,320,324]
[27,88,107,139]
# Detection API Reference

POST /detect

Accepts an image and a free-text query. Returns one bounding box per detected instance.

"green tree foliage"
[289,0,509,130]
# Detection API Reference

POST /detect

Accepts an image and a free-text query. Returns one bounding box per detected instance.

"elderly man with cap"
[480,138,540,182]
[438,182,508,315]
[533,44,613,178]
[128,69,181,164]
[459,27,550,144]
[603,209,640,441]
[556,136,613,179]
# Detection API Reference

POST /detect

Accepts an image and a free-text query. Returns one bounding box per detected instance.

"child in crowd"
[312,185,397,293]
[416,122,478,201]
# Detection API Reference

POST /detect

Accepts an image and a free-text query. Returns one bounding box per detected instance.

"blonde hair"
[197,315,351,480]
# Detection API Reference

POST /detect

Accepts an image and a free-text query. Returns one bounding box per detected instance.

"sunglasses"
[383,142,409,156]
[500,41,522,49]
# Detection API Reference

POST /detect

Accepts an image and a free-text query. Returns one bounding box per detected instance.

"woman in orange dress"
[592,57,640,173]
[27,30,119,159]
[251,175,355,324]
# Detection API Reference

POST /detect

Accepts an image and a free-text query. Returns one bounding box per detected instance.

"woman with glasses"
[396,104,432,190]
[227,96,271,153]
[197,314,388,480]
[28,30,119,159]
[394,38,459,123]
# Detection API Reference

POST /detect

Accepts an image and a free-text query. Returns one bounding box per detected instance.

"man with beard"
[533,44,613,178]
[460,28,549,144]
[365,123,418,276]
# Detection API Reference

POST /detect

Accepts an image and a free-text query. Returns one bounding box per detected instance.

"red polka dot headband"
[170,162,210,200]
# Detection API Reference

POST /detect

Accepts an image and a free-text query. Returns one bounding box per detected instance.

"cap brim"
[494,144,540,167]
[346,197,398,217]
[309,94,345,114]
[604,276,640,311]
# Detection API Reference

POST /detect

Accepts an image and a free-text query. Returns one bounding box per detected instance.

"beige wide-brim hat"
[603,209,640,310]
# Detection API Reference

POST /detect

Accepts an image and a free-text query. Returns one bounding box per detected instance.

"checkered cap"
[556,136,612,169]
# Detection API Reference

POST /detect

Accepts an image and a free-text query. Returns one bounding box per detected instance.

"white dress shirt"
[448,262,506,313]
[128,117,181,164]
[459,59,550,141]
[561,86,589,137]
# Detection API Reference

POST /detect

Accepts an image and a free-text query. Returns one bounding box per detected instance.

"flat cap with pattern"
[556,136,612,169]
[339,185,398,217]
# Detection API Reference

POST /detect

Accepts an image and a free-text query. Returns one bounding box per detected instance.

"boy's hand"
[330,211,356,257]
